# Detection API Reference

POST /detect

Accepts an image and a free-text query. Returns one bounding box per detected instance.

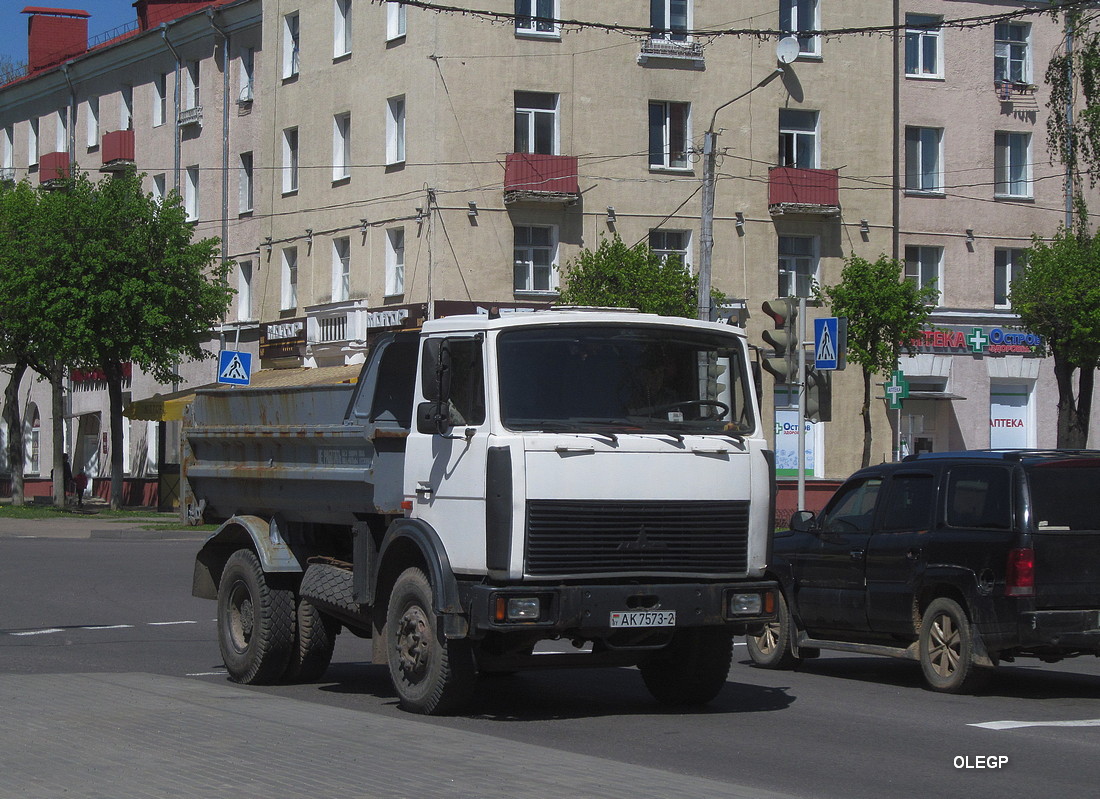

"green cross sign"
[885,369,909,410]
[967,327,989,353]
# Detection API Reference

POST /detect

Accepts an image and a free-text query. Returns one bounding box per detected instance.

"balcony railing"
[638,37,704,67]
[178,105,203,127]
[504,153,580,204]
[0,166,15,183]
[768,167,841,216]
[100,129,135,172]
[39,151,70,183]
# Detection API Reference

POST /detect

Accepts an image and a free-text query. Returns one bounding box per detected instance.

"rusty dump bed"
[181,371,410,526]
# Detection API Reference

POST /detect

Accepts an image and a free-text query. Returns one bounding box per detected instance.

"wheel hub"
[228,583,255,652]
[928,613,960,677]
[395,606,431,678]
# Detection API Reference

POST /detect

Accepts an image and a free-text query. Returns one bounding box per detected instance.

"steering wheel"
[654,399,731,419]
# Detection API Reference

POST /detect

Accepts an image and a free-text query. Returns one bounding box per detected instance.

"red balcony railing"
[768,167,840,215]
[39,151,70,183]
[504,153,580,202]
[101,129,135,171]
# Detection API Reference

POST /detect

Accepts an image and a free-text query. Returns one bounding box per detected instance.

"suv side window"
[879,473,936,532]
[819,477,883,533]
[945,465,1012,529]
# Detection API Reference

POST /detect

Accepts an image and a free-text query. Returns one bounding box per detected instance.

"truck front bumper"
[462,580,778,637]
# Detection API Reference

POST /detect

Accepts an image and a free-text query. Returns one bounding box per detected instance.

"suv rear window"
[1029,463,1100,532]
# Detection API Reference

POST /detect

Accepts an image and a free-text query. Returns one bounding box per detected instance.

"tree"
[1012,230,1100,447]
[815,255,938,468]
[557,234,700,318]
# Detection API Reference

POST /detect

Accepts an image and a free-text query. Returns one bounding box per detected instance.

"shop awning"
[123,364,363,422]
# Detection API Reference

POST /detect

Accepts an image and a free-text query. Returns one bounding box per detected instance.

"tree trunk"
[49,362,66,507]
[860,367,872,468]
[105,361,126,510]
[2,359,29,506]
[1053,352,1093,448]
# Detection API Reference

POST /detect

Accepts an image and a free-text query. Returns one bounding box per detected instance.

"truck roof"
[420,308,748,337]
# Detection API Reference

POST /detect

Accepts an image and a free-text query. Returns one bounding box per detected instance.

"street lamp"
[697,36,800,321]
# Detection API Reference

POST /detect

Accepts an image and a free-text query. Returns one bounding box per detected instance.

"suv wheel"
[919,597,987,693]
[746,591,799,669]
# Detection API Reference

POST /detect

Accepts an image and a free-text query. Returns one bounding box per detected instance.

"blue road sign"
[814,317,840,370]
[218,350,253,386]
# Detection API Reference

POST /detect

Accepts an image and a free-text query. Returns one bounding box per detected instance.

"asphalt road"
[4,531,1100,798]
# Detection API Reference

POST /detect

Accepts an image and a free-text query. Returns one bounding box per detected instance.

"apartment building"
[0,0,1094,504]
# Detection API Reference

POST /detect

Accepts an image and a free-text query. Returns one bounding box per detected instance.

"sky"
[1,1,137,66]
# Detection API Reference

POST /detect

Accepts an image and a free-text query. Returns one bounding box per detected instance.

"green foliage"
[557,234,699,318]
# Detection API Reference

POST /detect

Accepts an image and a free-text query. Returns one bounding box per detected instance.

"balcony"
[504,153,580,204]
[39,151,70,184]
[0,166,14,184]
[177,105,203,128]
[768,167,841,217]
[995,79,1038,103]
[100,129,135,173]
[637,37,704,68]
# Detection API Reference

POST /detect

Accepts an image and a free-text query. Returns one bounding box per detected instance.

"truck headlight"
[728,592,763,616]
[493,595,542,622]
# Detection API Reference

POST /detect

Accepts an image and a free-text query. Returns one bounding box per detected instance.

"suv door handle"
[906,548,922,561]
[850,549,865,560]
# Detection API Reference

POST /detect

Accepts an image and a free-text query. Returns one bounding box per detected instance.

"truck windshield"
[496,325,755,435]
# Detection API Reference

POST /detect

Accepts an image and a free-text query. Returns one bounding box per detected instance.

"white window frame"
[780,0,819,58]
[120,85,133,129]
[238,151,254,214]
[238,260,254,321]
[904,245,943,301]
[513,224,558,293]
[779,108,819,169]
[648,100,690,170]
[386,227,405,296]
[25,406,40,476]
[386,95,406,165]
[778,235,818,298]
[2,125,13,171]
[86,96,99,149]
[183,61,200,110]
[333,112,352,181]
[282,127,299,194]
[332,236,351,301]
[995,131,1031,199]
[185,165,199,221]
[514,92,558,155]
[515,0,558,38]
[649,229,691,269]
[905,126,943,194]
[387,1,407,40]
[995,22,1030,84]
[282,247,299,310]
[152,173,166,202]
[238,48,255,102]
[283,12,301,79]
[905,14,943,79]
[334,0,352,58]
[153,74,167,126]
[55,108,67,153]
[650,0,689,43]
[28,118,39,167]
[994,248,1026,308]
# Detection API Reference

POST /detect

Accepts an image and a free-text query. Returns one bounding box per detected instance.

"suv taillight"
[1006,547,1035,597]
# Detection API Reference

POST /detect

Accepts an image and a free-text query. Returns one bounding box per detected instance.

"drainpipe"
[207,8,231,283]
[60,63,76,164]
[891,0,900,261]
[160,24,182,192]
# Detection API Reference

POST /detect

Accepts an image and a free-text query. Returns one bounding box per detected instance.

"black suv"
[749,450,1100,692]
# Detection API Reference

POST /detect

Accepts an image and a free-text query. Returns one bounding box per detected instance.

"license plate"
[610,610,676,628]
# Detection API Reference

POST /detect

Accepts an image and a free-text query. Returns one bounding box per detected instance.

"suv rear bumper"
[1017,609,1100,650]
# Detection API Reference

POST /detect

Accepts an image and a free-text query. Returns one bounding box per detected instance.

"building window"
[780,0,818,57]
[387,1,406,40]
[515,0,556,36]
[238,260,253,321]
[386,227,405,296]
[183,61,200,110]
[995,131,1031,198]
[904,245,942,298]
[334,0,352,58]
[25,407,40,475]
[185,165,199,221]
[994,248,1026,308]
[514,92,557,155]
[239,151,254,214]
[153,74,167,126]
[649,229,690,268]
[282,247,298,309]
[779,109,818,169]
[651,0,688,42]
[905,14,942,78]
[86,96,99,148]
[282,127,299,194]
[514,225,557,293]
[387,96,406,165]
[239,48,255,102]
[55,109,67,152]
[120,85,133,129]
[333,113,351,181]
[648,100,689,170]
[904,126,943,194]
[778,235,816,298]
[995,22,1030,84]
[2,125,13,171]
[28,119,38,167]
[332,236,351,301]
[152,173,166,201]
[283,12,301,79]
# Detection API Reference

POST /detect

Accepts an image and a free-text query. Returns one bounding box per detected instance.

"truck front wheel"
[217,549,294,684]
[386,567,476,715]
[639,628,733,706]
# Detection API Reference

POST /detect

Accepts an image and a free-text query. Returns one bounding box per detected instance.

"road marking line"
[970,719,1100,730]
[186,671,228,677]
[147,620,198,626]
[82,625,135,630]
[11,628,63,636]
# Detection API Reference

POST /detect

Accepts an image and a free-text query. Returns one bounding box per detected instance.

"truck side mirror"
[416,400,450,434]
[421,339,454,403]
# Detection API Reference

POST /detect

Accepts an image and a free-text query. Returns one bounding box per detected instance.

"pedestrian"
[73,472,88,508]
[62,454,73,503]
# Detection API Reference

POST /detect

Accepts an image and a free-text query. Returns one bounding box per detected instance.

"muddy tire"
[746,591,800,669]
[217,549,294,685]
[639,628,733,706]
[284,598,339,683]
[386,567,476,715]
[919,597,986,693]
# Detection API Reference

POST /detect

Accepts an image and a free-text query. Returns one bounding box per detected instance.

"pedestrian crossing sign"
[217,350,253,386]
[813,317,845,371]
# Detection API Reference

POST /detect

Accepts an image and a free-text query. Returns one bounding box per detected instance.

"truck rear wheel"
[639,628,733,706]
[386,567,476,715]
[283,598,339,683]
[217,549,294,684]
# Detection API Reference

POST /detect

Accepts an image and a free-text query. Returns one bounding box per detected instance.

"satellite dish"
[776,36,800,65]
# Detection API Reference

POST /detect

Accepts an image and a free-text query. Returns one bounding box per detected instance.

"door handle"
[906,548,922,561]
[849,549,865,561]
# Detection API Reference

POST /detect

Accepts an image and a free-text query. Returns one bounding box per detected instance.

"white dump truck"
[187,308,777,714]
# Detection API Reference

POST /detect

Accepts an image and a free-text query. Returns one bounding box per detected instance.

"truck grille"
[524,499,750,576]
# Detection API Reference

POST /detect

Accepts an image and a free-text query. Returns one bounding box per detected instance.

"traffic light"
[804,368,832,423]
[761,298,798,386]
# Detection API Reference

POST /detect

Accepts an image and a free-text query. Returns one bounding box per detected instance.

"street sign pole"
[797,296,807,510]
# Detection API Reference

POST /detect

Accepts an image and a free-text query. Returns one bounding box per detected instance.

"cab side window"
[819,478,883,533]
[878,473,936,532]
[945,466,1011,529]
